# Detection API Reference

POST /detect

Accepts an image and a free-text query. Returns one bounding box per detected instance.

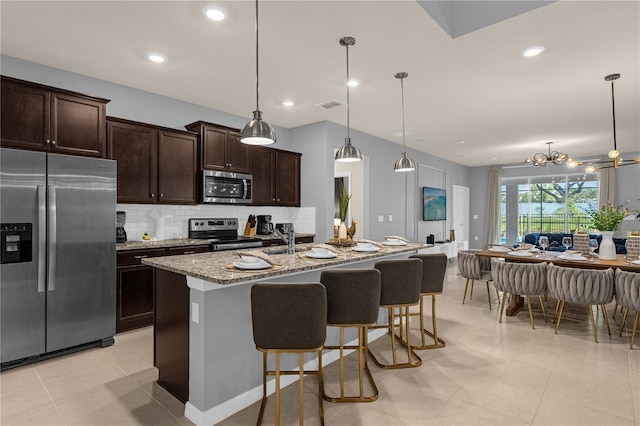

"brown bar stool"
[408,253,448,349]
[320,268,381,403]
[251,283,327,426]
[368,258,423,369]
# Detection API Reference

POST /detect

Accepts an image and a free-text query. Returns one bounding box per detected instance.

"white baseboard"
[184,327,388,426]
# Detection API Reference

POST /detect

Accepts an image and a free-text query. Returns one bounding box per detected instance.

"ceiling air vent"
[315,100,345,109]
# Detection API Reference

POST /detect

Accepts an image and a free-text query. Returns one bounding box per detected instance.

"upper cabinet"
[249,147,301,207]
[107,117,198,204]
[1,76,109,158]
[185,121,249,173]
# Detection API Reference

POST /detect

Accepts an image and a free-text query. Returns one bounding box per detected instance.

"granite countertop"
[142,242,421,285]
[116,234,316,251]
[116,239,212,251]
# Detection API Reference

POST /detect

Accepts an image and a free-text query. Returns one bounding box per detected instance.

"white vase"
[338,221,347,239]
[598,230,617,260]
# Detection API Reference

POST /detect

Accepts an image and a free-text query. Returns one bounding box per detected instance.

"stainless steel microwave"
[201,170,253,204]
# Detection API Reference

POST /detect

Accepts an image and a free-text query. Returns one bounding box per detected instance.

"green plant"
[339,185,351,222]
[588,202,639,231]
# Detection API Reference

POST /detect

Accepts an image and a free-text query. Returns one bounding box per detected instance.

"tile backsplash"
[117,204,315,241]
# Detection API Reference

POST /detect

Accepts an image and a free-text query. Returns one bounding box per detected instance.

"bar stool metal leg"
[369,304,422,369]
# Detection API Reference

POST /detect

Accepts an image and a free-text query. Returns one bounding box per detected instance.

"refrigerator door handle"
[37,184,47,293]
[48,184,57,292]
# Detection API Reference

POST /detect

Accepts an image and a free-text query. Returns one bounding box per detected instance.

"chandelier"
[524,142,570,166]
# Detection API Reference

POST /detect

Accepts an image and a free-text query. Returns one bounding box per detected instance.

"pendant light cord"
[254,0,260,112]
[345,43,351,139]
[610,79,617,151]
[400,76,406,154]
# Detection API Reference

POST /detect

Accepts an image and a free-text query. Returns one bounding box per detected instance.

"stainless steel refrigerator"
[1,148,116,368]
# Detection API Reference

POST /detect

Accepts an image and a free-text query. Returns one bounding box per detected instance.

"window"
[500,174,598,244]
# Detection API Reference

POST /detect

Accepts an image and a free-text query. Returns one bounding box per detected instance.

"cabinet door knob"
[160,193,164,198]
[228,163,232,167]
[51,140,56,145]
[150,193,155,198]
[272,198,276,202]
[277,198,280,202]
[45,139,50,145]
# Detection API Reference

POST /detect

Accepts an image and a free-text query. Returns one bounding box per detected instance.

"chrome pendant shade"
[239,0,275,145]
[524,142,569,166]
[393,72,416,172]
[335,36,362,162]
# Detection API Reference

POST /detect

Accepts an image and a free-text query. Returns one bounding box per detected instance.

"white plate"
[306,251,338,259]
[631,260,640,265]
[352,246,380,252]
[384,240,407,246]
[507,251,533,257]
[488,246,510,253]
[240,256,261,263]
[233,260,271,270]
[558,254,587,261]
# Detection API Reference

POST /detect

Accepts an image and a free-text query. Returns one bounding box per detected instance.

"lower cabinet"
[261,235,314,247]
[154,269,190,403]
[116,245,209,334]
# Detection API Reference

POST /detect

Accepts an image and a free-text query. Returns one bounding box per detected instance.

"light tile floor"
[2,261,639,425]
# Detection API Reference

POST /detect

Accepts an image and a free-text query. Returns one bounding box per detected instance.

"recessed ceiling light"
[203,5,228,22]
[455,140,465,145]
[392,131,412,138]
[415,138,429,143]
[147,53,167,63]
[347,79,359,87]
[488,157,497,160]
[522,46,545,57]
[282,100,295,107]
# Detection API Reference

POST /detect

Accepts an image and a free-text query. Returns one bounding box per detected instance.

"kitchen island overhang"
[143,243,420,426]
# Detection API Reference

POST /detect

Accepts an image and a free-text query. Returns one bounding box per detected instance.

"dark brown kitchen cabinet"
[116,248,165,334]
[249,147,301,206]
[1,76,109,157]
[107,117,198,204]
[185,121,249,173]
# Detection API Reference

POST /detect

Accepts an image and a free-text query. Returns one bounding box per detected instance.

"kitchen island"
[143,242,420,426]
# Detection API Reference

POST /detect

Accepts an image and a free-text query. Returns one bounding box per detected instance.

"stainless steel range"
[188,218,263,251]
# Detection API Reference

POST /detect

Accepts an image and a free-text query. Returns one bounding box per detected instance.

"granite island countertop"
[142,242,421,285]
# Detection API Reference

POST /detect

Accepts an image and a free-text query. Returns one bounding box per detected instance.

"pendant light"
[239,0,276,145]
[393,72,416,172]
[335,36,362,162]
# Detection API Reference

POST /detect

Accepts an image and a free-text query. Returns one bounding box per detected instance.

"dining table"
[475,249,640,316]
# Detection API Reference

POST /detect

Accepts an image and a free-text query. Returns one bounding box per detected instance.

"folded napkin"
[354,239,384,248]
[516,243,533,250]
[384,235,410,243]
[312,243,340,254]
[236,250,277,265]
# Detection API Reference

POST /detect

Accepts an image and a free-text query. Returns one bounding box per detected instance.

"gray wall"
[290,120,471,242]
[2,54,473,243]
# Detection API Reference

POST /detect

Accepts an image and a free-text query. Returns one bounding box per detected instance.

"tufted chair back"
[457,250,484,281]
[614,269,640,312]
[547,264,614,305]
[492,261,547,296]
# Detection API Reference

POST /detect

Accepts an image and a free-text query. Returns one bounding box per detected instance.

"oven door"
[202,171,252,204]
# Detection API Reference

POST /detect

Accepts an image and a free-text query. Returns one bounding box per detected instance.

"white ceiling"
[1,0,638,167]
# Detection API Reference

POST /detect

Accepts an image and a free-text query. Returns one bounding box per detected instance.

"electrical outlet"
[388,215,393,222]
[473,214,478,219]
[192,302,199,324]
[378,215,384,222]
[474,236,478,241]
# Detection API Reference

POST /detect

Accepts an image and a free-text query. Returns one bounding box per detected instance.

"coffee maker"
[116,211,127,243]
[256,215,274,235]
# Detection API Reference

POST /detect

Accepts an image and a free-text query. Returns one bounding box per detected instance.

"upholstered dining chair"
[614,268,640,349]
[546,264,614,343]
[457,250,496,310]
[491,261,548,328]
